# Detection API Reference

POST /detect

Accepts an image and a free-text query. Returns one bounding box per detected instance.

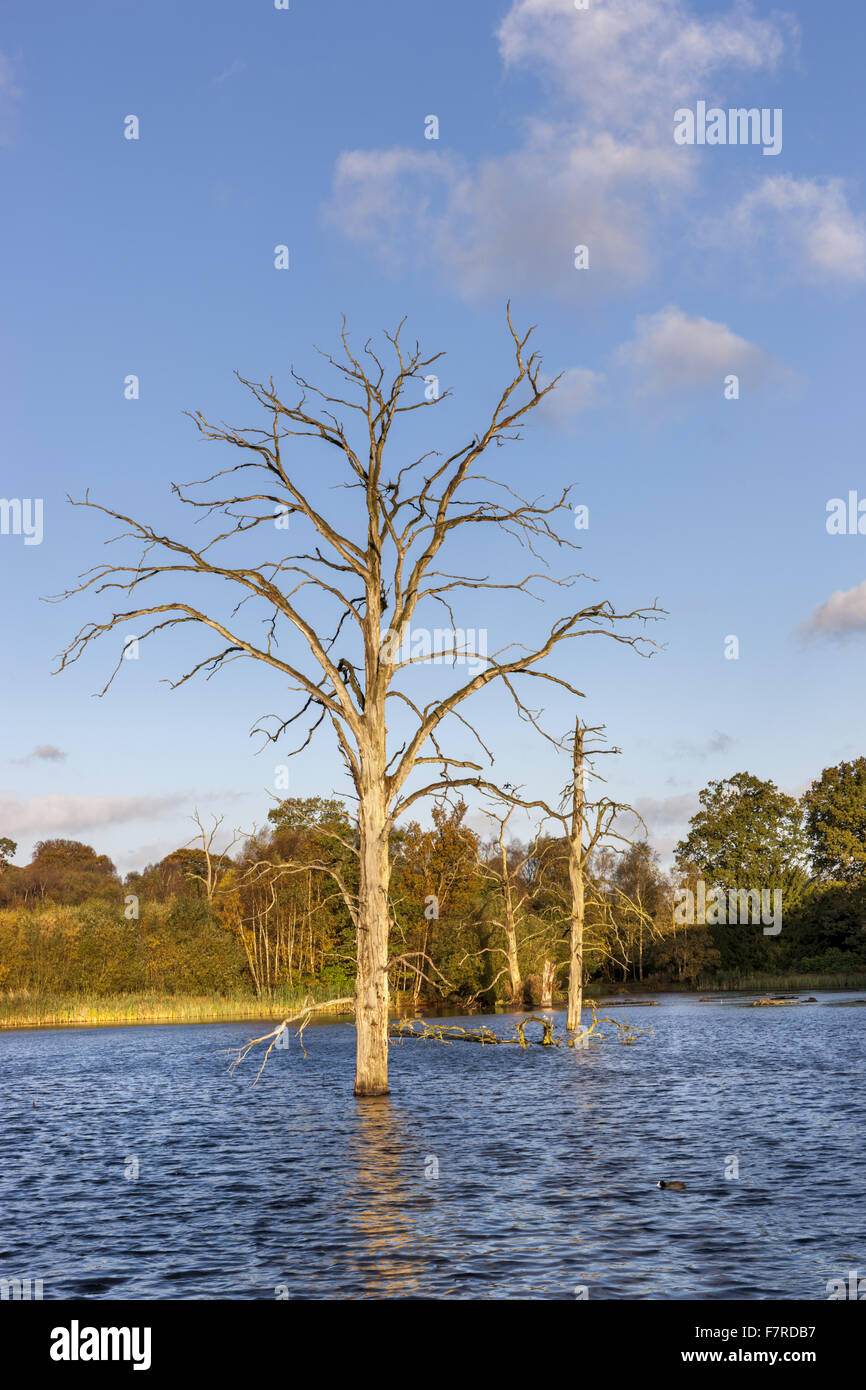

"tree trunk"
[566,720,585,1032]
[541,958,555,1009]
[566,858,584,1029]
[504,891,522,1004]
[498,832,523,1004]
[354,748,391,1096]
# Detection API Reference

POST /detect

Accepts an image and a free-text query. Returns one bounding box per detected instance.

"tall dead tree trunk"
[500,838,523,1003]
[56,310,657,1093]
[355,716,391,1094]
[566,720,585,1032]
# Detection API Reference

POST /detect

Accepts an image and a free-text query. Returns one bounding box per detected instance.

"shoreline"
[0,994,355,1032]
[3,977,866,1031]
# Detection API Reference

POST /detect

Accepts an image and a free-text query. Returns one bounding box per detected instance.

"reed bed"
[0,987,352,1029]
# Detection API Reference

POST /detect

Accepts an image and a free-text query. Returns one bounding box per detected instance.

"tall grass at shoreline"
[0,986,352,1029]
[4,972,866,1029]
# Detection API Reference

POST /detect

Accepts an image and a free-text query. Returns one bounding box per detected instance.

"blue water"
[1,995,863,1299]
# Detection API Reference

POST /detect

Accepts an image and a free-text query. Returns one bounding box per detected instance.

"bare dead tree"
[593,877,664,983]
[472,721,648,1034]
[51,310,659,1094]
[470,809,552,1005]
[187,810,244,903]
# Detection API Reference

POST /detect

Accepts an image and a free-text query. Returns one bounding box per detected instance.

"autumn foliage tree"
[389,800,479,1005]
[218,797,357,997]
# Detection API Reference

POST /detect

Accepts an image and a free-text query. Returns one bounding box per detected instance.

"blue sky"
[2,0,866,873]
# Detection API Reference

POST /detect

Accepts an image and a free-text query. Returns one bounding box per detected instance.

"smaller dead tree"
[463,810,554,1006]
[474,810,531,1003]
[473,721,647,1036]
[187,811,244,903]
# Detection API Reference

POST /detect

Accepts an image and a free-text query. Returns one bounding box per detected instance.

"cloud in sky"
[330,132,687,294]
[798,579,866,639]
[615,305,776,395]
[15,745,68,764]
[615,790,700,864]
[10,745,69,765]
[0,793,187,838]
[631,791,701,830]
[538,366,607,425]
[496,0,794,127]
[671,730,733,760]
[723,175,866,283]
[327,0,802,298]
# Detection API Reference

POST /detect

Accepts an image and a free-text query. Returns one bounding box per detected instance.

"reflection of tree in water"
[341,1096,434,1298]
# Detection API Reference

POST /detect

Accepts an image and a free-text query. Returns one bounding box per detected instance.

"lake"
[1,994,863,1299]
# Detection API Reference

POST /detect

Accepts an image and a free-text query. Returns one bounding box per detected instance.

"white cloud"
[539,366,607,424]
[615,305,775,395]
[725,175,866,283]
[631,792,700,829]
[328,0,797,296]
[329,148,459,271]
[329,130,687,294]
[497,0,793,129]
[799,579,866,639]
[0,793,187,838]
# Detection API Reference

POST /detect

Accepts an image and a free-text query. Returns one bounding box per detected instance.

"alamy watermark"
[674,880,782,935]
[674,102,782,157]
[826,1269,866,1300]
[380,624,488,672]
[0,498,43,545]
[1,1276,43,1300]
[50,1321,151,1370]
[826,492,866,534]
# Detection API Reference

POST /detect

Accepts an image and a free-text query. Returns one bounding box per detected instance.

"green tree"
[802,756,866,882]
[267,796,353,839]
[780,880,866,972]
[0,837,17,867]
[675,772,806,889]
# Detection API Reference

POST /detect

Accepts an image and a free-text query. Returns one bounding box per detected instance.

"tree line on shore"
[2,756,865,1005]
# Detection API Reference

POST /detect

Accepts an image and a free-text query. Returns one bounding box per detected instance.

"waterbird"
[657,1180,687,1190]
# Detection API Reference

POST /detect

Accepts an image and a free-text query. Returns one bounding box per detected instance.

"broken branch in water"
[390,1002,652,1049]
[227,998,652,1084]
[226,994,354,1083]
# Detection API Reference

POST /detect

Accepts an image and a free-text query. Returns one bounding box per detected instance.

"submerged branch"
[227,997,652,1084]
[390,1002,652,1049]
